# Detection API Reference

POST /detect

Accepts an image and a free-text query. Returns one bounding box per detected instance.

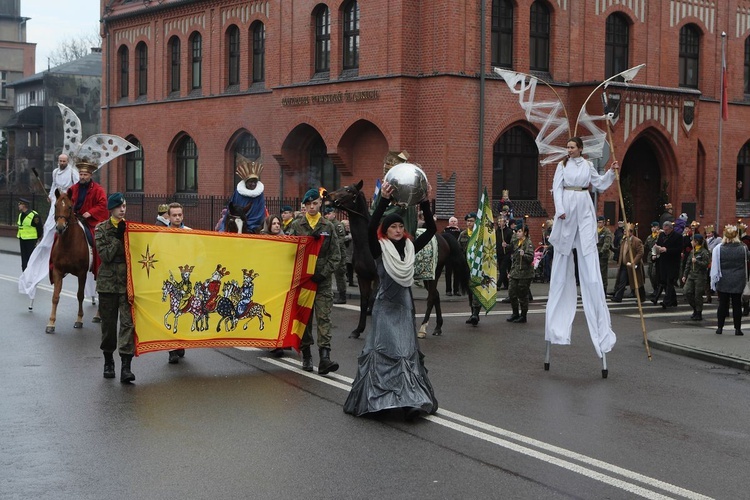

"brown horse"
[327,181,468,337]
[46,189,90,334]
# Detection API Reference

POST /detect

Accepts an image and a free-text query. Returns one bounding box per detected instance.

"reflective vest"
[17,210,39,240]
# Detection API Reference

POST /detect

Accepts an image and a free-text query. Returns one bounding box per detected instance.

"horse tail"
[446,235,470,295]
[263,307,272,320]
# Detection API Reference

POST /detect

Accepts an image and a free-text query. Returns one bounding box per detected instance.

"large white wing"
[494,68,570,166]
[57,103,83,158]
[76,134,139,169]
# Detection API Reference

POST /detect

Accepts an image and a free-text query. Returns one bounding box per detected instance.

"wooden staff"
[605,118,652,360]
[30,168,48,196]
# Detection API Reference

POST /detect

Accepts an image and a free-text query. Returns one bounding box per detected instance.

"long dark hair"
[564,136,584,167]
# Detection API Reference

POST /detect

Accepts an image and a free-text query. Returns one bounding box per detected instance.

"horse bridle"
[329,190,369,220]
[55,200,73,231]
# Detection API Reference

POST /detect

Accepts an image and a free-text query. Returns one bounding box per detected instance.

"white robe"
[18,166,96,300]
[545,158,617,358]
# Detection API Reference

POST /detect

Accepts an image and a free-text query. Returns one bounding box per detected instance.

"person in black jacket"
[442,216,461,295]
[496,215,513,290]
[651,221,683,308]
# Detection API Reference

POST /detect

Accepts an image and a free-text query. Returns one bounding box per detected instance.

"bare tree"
[47,30,101,67]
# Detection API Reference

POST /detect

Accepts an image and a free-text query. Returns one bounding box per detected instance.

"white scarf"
[379,238,415,287]
[710,243,722,291]
[236,180,264,198]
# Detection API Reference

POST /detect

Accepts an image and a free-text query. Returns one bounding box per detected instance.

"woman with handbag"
[710,225,750,335]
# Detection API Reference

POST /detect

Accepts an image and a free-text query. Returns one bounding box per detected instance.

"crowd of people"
[15,140,750,422]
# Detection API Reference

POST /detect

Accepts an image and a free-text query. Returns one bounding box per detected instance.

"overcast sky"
[22,1,101,73]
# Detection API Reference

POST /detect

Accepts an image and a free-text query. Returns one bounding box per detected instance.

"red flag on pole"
[721,47,729,121]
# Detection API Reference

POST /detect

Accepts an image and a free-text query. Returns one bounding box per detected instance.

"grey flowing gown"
[343,197,438,416]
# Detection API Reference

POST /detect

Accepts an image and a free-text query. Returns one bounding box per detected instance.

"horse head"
[225,202,250,234]
[328,181,369,219]
[54,189,75,234]
[162,279,175,302]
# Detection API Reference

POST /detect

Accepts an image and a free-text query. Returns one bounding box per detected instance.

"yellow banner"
[125,224,323,355]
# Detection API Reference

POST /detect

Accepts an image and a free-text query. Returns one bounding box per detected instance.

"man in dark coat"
[651,221,683,308]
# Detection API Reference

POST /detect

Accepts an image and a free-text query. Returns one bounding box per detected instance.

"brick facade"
[100,0,750,242]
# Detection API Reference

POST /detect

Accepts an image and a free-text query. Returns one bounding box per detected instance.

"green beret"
[302,189,320,204]
[107,192,125,210]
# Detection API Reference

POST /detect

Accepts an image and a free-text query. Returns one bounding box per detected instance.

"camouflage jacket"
[681,245,710,281]
[597,227,613,259]
[509,237,535,279]
[95,218,127,294]
[288,215,341,277]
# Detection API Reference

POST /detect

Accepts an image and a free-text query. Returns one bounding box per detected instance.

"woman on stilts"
[544,137,620,370]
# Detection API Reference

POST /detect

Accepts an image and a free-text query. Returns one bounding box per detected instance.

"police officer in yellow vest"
[17,198,43,271]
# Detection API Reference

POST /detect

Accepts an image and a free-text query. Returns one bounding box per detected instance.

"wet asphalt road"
[1,251,748,500]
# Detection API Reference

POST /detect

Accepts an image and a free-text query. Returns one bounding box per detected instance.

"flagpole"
[716,32,726,230]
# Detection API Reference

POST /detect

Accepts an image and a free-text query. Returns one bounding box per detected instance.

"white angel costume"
[544,157,617,358]
[17,166,96,299]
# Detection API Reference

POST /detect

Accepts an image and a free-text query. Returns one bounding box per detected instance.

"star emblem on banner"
[138,245,158,277]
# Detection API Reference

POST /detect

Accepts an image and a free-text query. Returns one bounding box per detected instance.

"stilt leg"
[601,352,608,379]
[28,298,34,311]
[544,341,551,371]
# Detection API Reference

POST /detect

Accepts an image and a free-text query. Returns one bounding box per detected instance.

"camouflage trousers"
[683,276,706,313]
[509,277,532,314]
[334,263,347,294]
[301,277,334,350]
[99,292,134,356]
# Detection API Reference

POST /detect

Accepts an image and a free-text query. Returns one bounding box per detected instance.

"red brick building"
[99,0,750,238]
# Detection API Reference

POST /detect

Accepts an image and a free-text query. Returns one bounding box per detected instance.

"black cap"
[18,197,30,205]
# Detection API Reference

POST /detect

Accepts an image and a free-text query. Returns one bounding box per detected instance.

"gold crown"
[157,204,169,213]
[235,154,263,181]
[75,157,99,174]
[383,150,409,173]
[724,225,739,239]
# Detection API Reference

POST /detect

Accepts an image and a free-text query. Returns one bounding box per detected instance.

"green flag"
[466,188,497,311]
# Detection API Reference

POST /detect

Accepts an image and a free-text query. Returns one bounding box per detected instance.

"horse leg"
[46,271,63,334]
[164,311,173,330]
[172,312,180,334]
[421,280,435,336]
[350,281,369,338]
[73,273,85,329]
[432,283,443,336]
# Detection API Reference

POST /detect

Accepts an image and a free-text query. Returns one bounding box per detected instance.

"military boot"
[470,306,481,326]
[103,352,115,379]
[507,306,520,322]
[317,347,339,375]
[120,354,135,384]
[301,347,313,372]
[333,291,346,305]
[513,309,528,323]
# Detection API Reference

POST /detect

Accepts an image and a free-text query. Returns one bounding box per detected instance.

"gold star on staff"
[138,245,158,278]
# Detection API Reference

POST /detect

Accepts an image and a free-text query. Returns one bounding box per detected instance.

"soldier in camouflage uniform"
[325,206,348,304]
[458,212,480,325]
[506,224,534,323]
[681,233,710,321]
[596,216,613,294]
[95,193,135,383]
[288,188,341,375]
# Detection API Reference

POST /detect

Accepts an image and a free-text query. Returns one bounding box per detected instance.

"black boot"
[507,306,520,322]
[120,355,135,383]
[317,347,339,375]
[301,347,313,372]
[168,350,180,364]
[513,310,528,323]
[333,291,346,305]
[103,352,115,379]
[694,311,703,321]
[468,306,479,326]
[690,308,697,320]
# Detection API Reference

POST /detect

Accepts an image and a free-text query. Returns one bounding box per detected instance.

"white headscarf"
[378,238,415,287]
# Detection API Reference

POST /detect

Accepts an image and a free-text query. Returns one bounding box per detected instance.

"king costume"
[545,156,617,358]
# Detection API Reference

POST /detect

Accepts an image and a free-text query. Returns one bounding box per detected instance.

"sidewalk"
[2,235,748,371]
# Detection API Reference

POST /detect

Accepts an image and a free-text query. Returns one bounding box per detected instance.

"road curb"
[649,339,750,372]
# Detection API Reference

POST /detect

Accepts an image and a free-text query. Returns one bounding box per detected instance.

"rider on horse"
[217,154,267,233]
[67,160,109,275]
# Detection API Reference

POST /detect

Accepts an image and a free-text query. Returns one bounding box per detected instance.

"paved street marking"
[260,355,713,500]
[0,273,80,300]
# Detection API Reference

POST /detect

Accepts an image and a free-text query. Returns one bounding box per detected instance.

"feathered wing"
[76,134,139,168]
[494,68,570,165]
[57,103,83,160]
[574,64,646,160]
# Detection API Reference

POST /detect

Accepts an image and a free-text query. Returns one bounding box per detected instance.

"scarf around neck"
[379,238,415,287]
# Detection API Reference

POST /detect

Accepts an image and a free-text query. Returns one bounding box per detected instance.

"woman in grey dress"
[344,181,437,419]
[710,225,750,335]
